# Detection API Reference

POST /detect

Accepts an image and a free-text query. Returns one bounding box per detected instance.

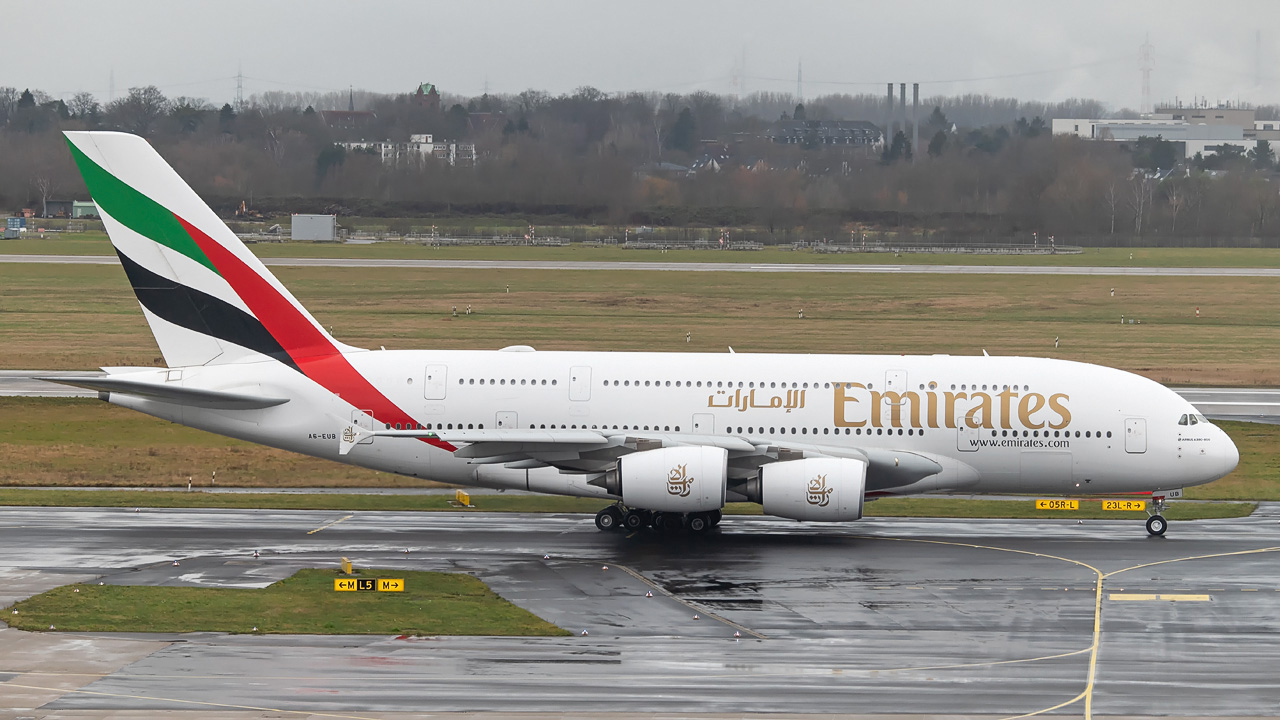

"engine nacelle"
[759,458,867,522]
[615,446,728,512]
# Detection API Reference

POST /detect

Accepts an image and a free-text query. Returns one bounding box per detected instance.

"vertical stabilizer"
[65,131,356,369]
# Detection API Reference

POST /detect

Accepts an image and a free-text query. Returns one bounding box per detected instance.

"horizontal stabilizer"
[37,376,289,410]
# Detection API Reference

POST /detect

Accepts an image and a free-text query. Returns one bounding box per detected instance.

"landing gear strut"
[1145,496,1168,537]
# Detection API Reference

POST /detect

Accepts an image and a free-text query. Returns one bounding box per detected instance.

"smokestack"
[899,83,906,150]
[886,83,894,150]
[912,83,919,163]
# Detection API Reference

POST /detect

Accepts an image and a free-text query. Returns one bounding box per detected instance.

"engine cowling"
[615,446,728,512]
[759,457,866,522]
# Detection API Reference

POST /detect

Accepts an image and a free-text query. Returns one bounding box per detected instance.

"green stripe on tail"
[66,138,218,274]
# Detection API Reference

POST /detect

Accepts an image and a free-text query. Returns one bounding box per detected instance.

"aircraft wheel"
[1146,514,1167,537]
[623,509,649,531]
[650,512,667,531]
[709,509,723,527]
[687,512,711,534]
[595,506,623,532]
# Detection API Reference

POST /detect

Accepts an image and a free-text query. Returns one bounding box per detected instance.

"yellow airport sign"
[1035,499,1078,510]
[1102,500,1146,511]
[334,577,402,592]
[334,578,376,592]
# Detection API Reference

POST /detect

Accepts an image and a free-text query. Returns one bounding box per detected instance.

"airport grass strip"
[7,568,568,636]
[0,488,1254,520]
[15,233,1280,268]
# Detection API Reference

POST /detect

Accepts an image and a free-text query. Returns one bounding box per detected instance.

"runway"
[1,507,1278,718]
[7,252,1280,276]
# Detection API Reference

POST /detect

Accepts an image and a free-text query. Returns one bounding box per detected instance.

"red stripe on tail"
[176,215,456,453]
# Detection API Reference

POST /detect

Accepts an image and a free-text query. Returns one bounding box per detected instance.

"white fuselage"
[106,348,1238,500]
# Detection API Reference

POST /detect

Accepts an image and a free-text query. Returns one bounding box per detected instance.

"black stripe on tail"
[116,249,300,372]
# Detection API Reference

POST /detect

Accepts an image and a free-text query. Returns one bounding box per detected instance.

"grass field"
[4,262,1280,387]
[7,568,568,636]
[8,233,1280,267]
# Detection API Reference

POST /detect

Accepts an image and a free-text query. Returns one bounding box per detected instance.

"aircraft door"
[885,369,907,393]
[1125,417,1147,453]
[423,364,447,400]
[496,411,518,429]
[692,413,715,434]
[569,366,591,401]
[956,414,978,452]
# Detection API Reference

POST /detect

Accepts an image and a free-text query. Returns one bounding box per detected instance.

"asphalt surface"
[0,507,1278,718]
[8,370,1280,426]
[10,252,1280,276]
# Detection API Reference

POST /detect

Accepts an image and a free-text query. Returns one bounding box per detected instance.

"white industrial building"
[1052,105,1276,160]
[291,214,338,242]
[338,134,477,167]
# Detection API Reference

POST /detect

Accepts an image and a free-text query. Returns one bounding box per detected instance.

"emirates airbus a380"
[46,131,1239,537]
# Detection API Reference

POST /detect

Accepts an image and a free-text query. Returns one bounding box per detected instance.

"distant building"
[71,201,97,218]
[690,150,731,174]
[413,82,441,112]
[338,134,475,167]
[766,120,883,148]
[291,214,337,242]
[1054,105,1273,159]
[43,199,72,217]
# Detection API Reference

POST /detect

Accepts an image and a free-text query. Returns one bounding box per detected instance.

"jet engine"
[611,446,728,512]
[750,457,867,522]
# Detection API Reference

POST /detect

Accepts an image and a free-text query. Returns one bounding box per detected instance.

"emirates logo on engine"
[666,464,694,497]
[806,474,834,507]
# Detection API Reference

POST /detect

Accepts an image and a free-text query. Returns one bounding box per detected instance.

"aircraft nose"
[1216,430,1240,480]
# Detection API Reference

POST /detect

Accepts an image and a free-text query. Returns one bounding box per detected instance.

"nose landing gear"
[1145,495,1169,537]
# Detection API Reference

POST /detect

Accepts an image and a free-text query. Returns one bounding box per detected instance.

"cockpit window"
[1189,414,1199,425]
[1178,414,1189,426]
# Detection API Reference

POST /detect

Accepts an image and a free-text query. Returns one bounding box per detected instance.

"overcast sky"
[9,0,1280,111]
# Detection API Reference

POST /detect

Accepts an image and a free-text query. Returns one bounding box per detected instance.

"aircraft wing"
[410,428,941,492]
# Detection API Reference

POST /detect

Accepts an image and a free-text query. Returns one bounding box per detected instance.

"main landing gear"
[594,504,721,535]
[1145,495,1169,537]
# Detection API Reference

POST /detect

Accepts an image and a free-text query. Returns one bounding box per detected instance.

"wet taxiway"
[1,507,1278,718]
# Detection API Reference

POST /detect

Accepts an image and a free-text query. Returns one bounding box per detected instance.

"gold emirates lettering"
[834,382,1070,430]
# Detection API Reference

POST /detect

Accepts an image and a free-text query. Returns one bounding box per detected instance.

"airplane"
[46,131,1239,538]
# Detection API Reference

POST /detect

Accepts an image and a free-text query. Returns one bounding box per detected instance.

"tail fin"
[65,131,355,370]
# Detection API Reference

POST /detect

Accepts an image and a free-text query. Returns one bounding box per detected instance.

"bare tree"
[69,91,99,119]
[1164,179,1187,234]
[32,175,56,217]
[107,86,169,136]
[1129,173,1154,236]
[0,87,17,125]
[652,112,665,161]
[1103,180,1120,235]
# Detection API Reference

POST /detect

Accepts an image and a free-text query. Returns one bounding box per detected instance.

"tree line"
[2,83,1279,244]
